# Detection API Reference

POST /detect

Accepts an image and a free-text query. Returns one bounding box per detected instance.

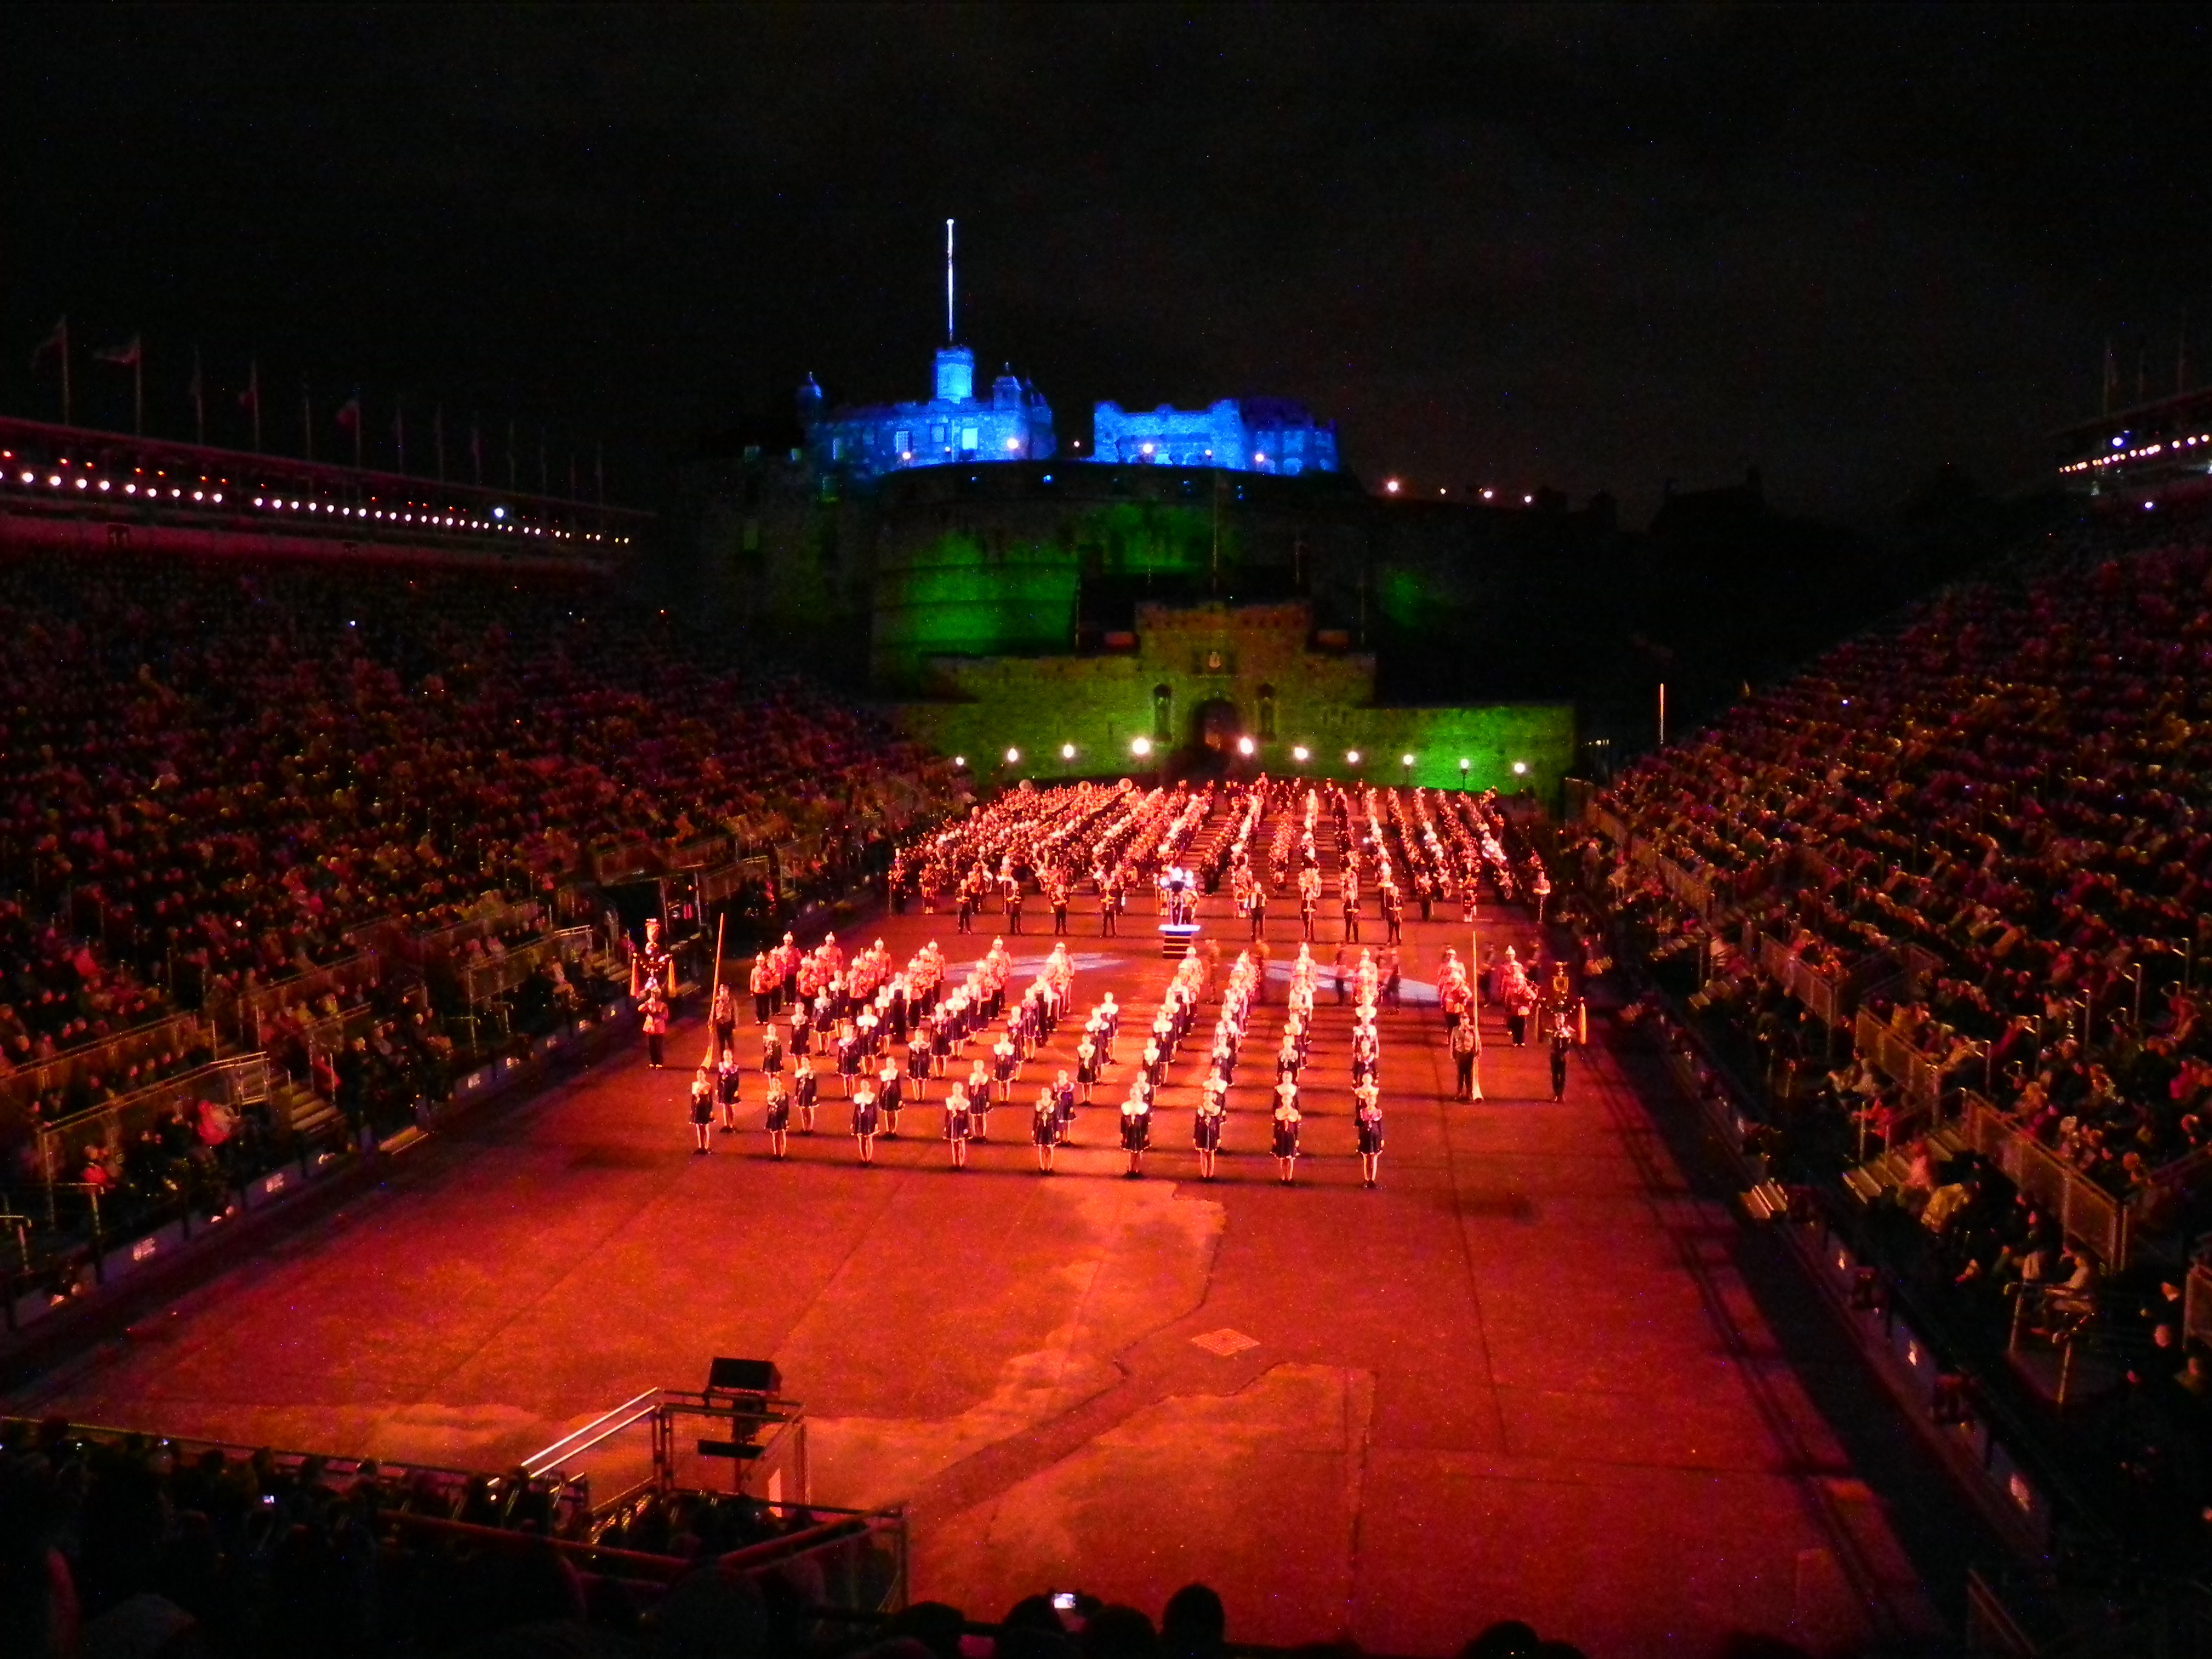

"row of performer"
[680,1059,1387,1187]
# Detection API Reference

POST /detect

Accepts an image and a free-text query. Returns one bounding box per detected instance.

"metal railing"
[1961,1092,2130,1269]
[204,954,381,1051]
[0,1011,214,1119]
[459,927,595,1008]
[1853,1008,1948,1115]
[32,1051,271,1209]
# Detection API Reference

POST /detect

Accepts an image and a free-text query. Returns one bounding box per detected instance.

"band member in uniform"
[711,982,737,1062]
[716,1050,742,1134]
[1120,1081,1153,1178]
[1006,881,1024,935]
[1194,1076,1225,1181]
[1247,880,1268,940]
[1299,866,1320,942]
[1354,1080,1384,1187]
[1547,996,1581,1102]
[1099,875,1118,936]
[749,954,774,1024]
[793,1054,819,1132]
[1272,1085,1302,1184]
[1450,1016,1481,1102]
[943,1082,973,1170]
[850,1074,880,1165]
[763,1074,791,1159]
[688,1064,714,1154]
[1032,1085,1059,1173]
[640,988,670,1071]
[1051,880,1070,936]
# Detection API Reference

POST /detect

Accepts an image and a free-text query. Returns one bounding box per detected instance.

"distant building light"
[1005,747,1021,764]
[1401,754,1414,767]
[1292,745,1309,763]
[1346,749,1361,764]
[1481,488,1494,500]
[1512,760,1529,776]
[1236,736,1255,756]
[1385,478,1401,494]
[1061,743,1076,759]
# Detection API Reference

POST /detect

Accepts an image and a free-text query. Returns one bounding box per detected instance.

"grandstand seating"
[0,549,954,1302]
[1581,509,2212,1567]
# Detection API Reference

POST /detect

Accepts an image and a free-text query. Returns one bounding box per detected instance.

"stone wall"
[883,598,1577,800]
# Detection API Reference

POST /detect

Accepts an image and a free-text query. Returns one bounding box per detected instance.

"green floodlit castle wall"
[886,600,1577,803]
[871,494,1228,686]
[871,529,1081,667]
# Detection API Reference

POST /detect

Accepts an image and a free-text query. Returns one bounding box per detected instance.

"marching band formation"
[647,777,1588,1182]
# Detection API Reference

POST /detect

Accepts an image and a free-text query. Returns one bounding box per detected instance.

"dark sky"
[7,4,2210,520]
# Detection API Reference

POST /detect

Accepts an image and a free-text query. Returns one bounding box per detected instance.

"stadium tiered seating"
[1599,528,2212,1196]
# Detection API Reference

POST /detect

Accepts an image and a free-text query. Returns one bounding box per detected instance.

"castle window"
[830,435,845,460]
[894,429,911,456]
[961,426,979,455]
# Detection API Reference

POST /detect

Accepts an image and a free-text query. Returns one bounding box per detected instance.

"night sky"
[7,5,2211,521]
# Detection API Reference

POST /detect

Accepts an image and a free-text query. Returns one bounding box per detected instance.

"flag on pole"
[240,358,262,452]
[94,335,144,434]
[469,416,484,485]
[29,317,66,371]
[392,397,406,475]
[189,347,206,444]
[32,317,71,424]
[335,389,363,468]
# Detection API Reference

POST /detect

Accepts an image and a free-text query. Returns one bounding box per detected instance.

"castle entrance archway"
[1192,697,1242,755]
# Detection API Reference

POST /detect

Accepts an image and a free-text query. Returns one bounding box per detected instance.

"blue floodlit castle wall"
[1090,395,1339,475]
[800,346,1056,480]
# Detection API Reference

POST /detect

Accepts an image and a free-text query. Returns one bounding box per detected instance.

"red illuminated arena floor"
[15,896,1973,1655]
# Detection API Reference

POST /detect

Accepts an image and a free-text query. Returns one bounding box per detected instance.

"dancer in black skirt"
[715,1051,742,1134]
[1354,1081,1384,1188]
[1032,1085,1059,1173]
[763,1074,791,1159]
[688,1065,714,1155]
[760,1024,785,1083]
[1076,1035,1100,1104]
[907,1028,932,1102]
[1194,1078,1225,1181]
[1272,1087,1302,1184]
[1121,1082,1153,1178]
[793,1056,819,1133]
[968,1057,994,1140]
[877,1059,904,1136]
[943,1082,973,1170]
[850,1078,880,1165]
